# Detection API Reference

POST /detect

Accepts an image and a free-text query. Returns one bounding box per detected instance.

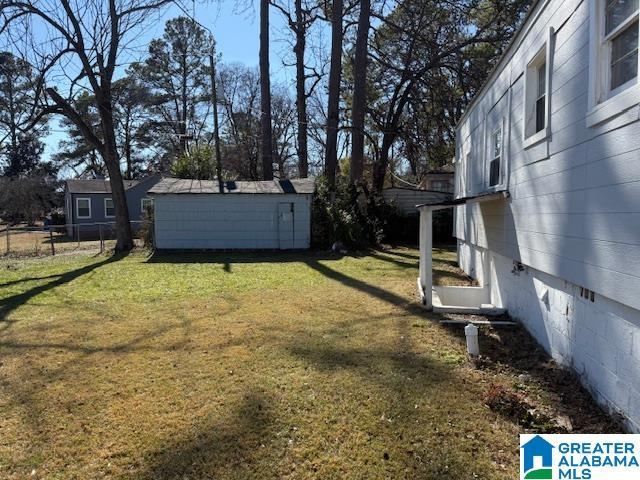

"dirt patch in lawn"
[440,314,623,434]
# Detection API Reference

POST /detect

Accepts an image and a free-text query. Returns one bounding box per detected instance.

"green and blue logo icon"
[520,434,640,479]
[521,435,554,479]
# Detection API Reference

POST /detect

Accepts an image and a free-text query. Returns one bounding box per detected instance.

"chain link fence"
[1,221,151,257]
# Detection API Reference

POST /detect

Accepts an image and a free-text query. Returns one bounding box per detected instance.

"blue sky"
[45,0,302,165]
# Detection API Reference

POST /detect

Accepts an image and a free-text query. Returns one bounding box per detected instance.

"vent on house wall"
[579,286,595,302]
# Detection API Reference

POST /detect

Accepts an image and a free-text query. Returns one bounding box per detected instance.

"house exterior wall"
[153,194,312,249]
[453,0,640,430]
[64,176,160,235]
[459,242,640,432]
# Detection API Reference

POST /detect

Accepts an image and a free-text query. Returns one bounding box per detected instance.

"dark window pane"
[493,129,502,158]
[606,0,639,35]
[489,158,500,187]
[535,96,546,132]
[537,62,546,97]
[611,21,639,90]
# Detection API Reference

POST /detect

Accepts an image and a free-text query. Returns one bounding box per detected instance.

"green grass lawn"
[0,247,614,479]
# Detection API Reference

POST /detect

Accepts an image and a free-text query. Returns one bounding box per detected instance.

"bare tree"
[271,86,297,178]
[270,0,325,178]
[367,0,528,191]
[1,0,172,250]
[259,0,274,180]
[217,63,261,179]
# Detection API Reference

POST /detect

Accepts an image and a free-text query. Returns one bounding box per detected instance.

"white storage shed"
[149,178,315,250]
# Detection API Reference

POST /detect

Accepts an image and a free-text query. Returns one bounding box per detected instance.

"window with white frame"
[606,0,638,94]
[489,127,502,187]
[104,198,115,218]
[525,47,548,138]
[589,0,639,121]
[76,198,91,219]
[141,197,153,213]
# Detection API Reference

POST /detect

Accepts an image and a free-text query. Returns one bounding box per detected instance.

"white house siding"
[453,0,640,430]
[153,194,312,249]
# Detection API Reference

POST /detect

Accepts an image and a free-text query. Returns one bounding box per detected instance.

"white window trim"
[141,197,153,211]
[523,27,554,150]
[104,197,115,218]
[587,0,640,127]
[464,152,471,198]
[486,120,505,191]
[76,197,92,219]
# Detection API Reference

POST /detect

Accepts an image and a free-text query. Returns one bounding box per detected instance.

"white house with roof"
[416,0,640,431]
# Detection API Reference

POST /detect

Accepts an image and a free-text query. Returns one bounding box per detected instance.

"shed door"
[278,203,294,249]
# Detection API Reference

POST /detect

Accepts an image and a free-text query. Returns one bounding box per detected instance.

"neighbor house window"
[431,180,450,192]
[76,198,91,219]
[104,198,115,218]
[588,0,639,124]
[141,198,153,213]
[489,128,502,187]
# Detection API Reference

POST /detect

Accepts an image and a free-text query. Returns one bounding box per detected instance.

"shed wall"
[153,194,312,249]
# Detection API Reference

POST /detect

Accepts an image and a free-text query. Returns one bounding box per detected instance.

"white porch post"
[418,207,433,309]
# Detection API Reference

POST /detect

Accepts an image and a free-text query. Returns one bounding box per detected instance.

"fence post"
[49,228,55,256]
[77,224,80,248]
[99,224,104,253]
[5,225,9,254]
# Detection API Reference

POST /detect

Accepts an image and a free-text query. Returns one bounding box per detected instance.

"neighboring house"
[416,0,640,431]
[382,187,452,217]
[64,175,162,236]
[419,165,455,193]
[149,178,314,249]
[382,187,454,243]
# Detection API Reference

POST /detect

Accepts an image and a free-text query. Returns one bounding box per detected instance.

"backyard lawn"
[0,247,616,479]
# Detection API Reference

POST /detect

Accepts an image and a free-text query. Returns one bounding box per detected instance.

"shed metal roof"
[148,178,316,195]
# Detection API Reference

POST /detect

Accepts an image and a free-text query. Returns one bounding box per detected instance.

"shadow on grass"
[286,340,451,389]
[0,273,68,288]
[303,259,422,314]
[0,253,128,330]
[146,249,349,265]
[139,390,277,479]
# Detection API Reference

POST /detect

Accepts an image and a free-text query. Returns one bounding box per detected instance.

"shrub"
[311,177,399,249]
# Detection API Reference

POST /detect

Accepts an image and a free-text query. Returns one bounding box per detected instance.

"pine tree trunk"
[295,0,309,178]
[325,0,344,190]
[349,0,371,185]
[260,0,274,180]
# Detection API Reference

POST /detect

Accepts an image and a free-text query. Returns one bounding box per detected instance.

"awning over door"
[416,190,509,309]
